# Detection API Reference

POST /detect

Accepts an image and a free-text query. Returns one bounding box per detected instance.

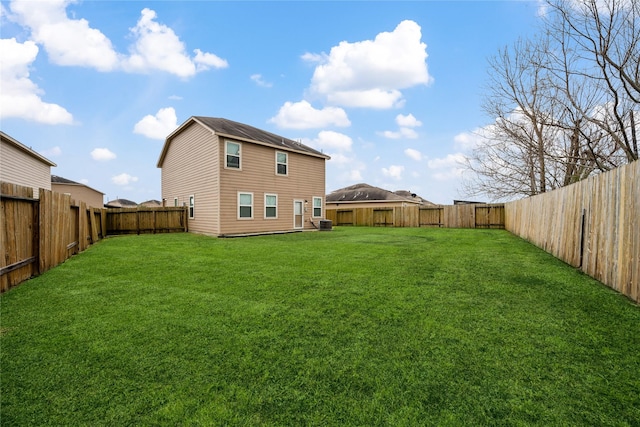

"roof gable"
[157,116,329,167]
[51,175,104,194]
[1,131,57,167]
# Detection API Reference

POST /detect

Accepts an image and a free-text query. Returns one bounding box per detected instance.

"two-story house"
[157,117,330,236]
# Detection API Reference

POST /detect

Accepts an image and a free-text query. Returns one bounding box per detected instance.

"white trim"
[293,199,304,229]
[275,151,288,176]
[189,195,195,219]
[225,140,242,170]
[264,193,278,219]
[238,192,254,220]
[312,196,323,218]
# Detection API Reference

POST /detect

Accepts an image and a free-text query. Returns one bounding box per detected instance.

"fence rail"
[1,183,188,292]
[505,160,639,303]
[1,183,107,292]
[106,207,188,235]
[326,204,505,229]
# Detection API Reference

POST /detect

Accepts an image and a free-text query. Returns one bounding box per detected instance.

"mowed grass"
[1,227,639,426]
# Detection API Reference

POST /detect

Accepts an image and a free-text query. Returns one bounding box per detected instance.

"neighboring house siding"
[219,138,326,235]
[161,123,220,235]
[52,183,104,208]
[0,139,52,197]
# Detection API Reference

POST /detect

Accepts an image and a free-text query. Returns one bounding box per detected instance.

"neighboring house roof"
[105,198,138,208]
[327,183,435,205]
[1,130,57,167]
[157,116,330,167]
[51,175,104,194]
[139,199,162,207]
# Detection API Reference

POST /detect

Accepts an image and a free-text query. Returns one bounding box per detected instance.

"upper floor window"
[313,197,322,218]
[226,141,241,169]
[276,152,288,175]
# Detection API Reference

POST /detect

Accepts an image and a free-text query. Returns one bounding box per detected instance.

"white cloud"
[91,147,116,161]
[382,164,405,180]
[270,101,350,129]
[112,173,138,186]
[427,153,466,181]
[133,107,178,140]
[305,130,353,152]
[396,113,422,127]
[124,8,224,78]
[404,148,422,161]
[8,1,227,78]
[306,20,432,109]
[327,152,351,165]
[382,127,419,139]
[193,48,228,71]
[168,95,183,100]
[40,146,62,157]
[381,113,422,139]
[454,130,484,151]
[0,38,73,124]
[250,74,273,88]
[9,0,120,71]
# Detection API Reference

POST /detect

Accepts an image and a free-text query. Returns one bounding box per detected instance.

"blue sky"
[1,0,543,204]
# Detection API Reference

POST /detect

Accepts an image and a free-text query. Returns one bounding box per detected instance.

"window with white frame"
[238,192,253,219]
[276,152,288,175]
[189,195,195,218]
[265,194,277,218]
[174,197,178,207]
[226,141,241,169]
[313,197,322,217]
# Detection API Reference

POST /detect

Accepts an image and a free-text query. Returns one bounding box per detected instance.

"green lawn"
[1,227,639,426]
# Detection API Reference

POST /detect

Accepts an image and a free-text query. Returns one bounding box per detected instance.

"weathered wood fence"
[1,183,189,292]
[107,207,188,235]
[505,160,639,303]
[326,204,505,229]
[1,183,107,292]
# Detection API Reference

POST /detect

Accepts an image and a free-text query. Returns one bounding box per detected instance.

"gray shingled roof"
[193,117,327,158]
[105,198,138,208]
[327,183,434,205]
[51,175,79,184]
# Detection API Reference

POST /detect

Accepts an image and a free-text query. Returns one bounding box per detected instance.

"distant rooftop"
[327,183,434,205]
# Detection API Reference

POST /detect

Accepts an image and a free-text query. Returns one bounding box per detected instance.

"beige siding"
[52,183,104,208]
[219,139,326,235]
[160,123,220,235]
[0,140,52,197]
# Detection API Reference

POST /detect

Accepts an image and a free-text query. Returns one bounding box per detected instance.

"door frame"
[293,199,304,229]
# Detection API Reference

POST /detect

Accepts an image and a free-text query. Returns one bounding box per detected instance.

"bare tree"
[545,0,639,162]
[464,0,638,201]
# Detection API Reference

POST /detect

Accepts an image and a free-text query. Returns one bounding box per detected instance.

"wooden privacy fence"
[1,183,188,292]
[1,183,106,292]
[106,207,188,235]
[326,204,505,229]
[505,160,639,303]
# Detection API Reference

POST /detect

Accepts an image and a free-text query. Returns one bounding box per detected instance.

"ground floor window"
[265,194,277,218]
[189,195,195,218]
[238,192,253,219]
[313,196,322,217]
